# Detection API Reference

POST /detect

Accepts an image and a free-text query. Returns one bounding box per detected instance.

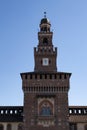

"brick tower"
[21,13,71,130]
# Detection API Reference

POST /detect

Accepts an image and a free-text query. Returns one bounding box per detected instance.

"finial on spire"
[44,12,46,18]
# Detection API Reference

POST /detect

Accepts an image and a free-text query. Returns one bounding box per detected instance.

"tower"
[21,14,71,130]
[34,13,57,72]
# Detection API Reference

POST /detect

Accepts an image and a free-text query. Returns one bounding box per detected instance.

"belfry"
[21,13,71,130]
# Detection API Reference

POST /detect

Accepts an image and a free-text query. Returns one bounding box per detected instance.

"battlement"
[21,72,71,80]
[34,47,57,54]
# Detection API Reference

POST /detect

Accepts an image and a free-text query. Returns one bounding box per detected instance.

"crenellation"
[21,73,71,81]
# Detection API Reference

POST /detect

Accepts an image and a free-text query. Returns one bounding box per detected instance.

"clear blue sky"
[0,0,87,106]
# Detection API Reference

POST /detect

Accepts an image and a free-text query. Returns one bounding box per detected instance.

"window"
[39,101,53,116]
[42,58,49,66]
[40,105,52,116]
[49,59,51,64]
[43,27,47,32]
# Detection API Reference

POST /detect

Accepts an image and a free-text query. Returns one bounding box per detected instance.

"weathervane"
[44,12,46,18]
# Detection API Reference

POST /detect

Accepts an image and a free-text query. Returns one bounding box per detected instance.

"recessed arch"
[0,124,4,130]
[7,124,12,130]
[85,124,87,130]
[18,123,23,130]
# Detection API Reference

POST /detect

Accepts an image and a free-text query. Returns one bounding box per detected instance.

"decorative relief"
[37,120,55,127]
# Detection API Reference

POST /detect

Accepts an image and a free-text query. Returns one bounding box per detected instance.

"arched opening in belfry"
[43,38,48,45]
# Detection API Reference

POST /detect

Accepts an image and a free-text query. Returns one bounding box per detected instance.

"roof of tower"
[40,17,50,25]
[40,12,50,25]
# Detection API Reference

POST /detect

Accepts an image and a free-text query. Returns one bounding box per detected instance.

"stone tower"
[21,14,71,130]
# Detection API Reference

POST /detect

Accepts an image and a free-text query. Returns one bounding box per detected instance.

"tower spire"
[44,11,46,18]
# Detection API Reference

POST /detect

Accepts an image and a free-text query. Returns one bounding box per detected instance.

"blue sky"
[0,0,87,106]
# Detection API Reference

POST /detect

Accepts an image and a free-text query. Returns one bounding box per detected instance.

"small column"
[4,123,7,130]
[12,123,18,130]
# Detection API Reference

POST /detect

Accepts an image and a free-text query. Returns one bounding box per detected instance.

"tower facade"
[21,15,71,130]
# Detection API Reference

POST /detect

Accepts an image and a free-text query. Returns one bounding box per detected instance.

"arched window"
[0,124,4,130]
[85,124,87,130]
[18,124,23,130]
[43,38,48,45]
[40,105,51,115]
[7,124,12,130]
[39,100,53,116]
[41,27,43,31]
[43,27,47,32]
